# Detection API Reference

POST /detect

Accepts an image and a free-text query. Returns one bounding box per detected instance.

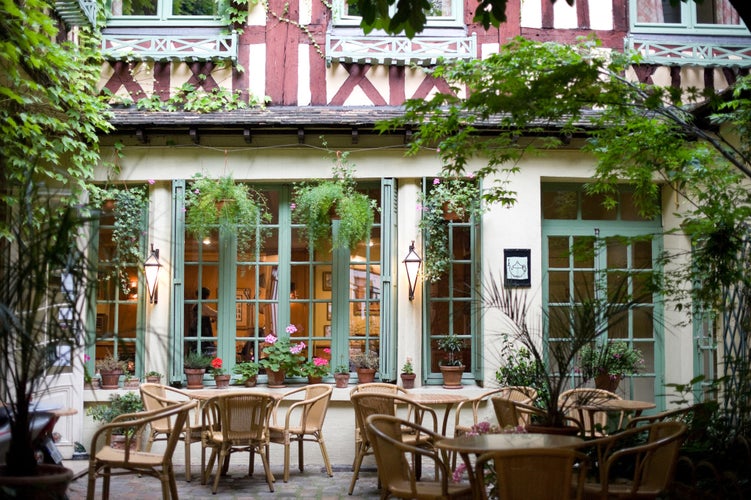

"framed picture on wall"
[322,271,332,291]
[504,248,531,287]
[323,324,331,336]
[236,290,249,328]
[326,302,332,320]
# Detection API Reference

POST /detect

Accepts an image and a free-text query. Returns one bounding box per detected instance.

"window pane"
[636,0,681,23]
[542,190,577,219]
[428,0,453,16]
[172,0,219,16]
[109,0,158,16]
[548,236,570,268]
[697,0,741,25]
[606,238,628,269]
[581,192,616,220]
[633,239,653,269]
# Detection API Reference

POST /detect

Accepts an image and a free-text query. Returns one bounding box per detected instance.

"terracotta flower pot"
[439,365,464,389]
[146,375,161,384]
[267,369,286,388]
[595,373,622,392]
[184,368,206,389]
[214,374,230,389]
[307,376,323,385]
[99,369,122,389]
[244,375,258,387]
[0,464,73,500]
[334,373,350,388]
[356,368,376,384]
[400,373,416,389]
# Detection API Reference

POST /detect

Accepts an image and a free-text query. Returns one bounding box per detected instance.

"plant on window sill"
[418,176,485,282]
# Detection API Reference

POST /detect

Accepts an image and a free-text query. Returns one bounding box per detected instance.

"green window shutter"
[379,178,397,380]
[170,179,186,384]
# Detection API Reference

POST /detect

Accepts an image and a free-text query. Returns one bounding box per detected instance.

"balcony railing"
[625,34,751,68]
[101,30,238,62]
[325,33,476,66]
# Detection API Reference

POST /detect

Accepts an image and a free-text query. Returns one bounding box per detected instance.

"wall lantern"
[403,241,422,301]
[144,244,161,304]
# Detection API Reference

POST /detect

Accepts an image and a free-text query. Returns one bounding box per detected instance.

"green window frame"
[630,0,748,35]
[422,178,481,385]
[541,183,664,407]
[333,0,463,29]
[106,0,227,26]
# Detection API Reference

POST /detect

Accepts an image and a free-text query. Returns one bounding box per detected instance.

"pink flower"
[285,324,297,334]
[452,462,466,483]
[290,203,296,210]
[313,357,328,367]
[290,342,305,355]
[84,354,90,362]
[433,178,440,185]
[265,334,278,344]
[147,179,155,185]
[416,203,424,211]
[323,348,331,354]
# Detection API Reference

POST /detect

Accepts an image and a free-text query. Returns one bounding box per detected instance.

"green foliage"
[494,333,548,403]
[351,350,379,370]
[185,173,271,252]
[418,176,485,281]
[232,361,260,382]
[401,357,414,374]
[184,351,212,369]
[86,392,145,435]
[259,326,306,374]
[301,357,331,378]
[96,352,127,372]
[578,341,644,380]
[437,334,465,366]
[292,148,377,251]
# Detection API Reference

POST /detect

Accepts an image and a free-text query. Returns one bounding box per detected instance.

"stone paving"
[65,460,383,499]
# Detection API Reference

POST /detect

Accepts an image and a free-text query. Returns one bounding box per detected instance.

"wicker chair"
[475,448,589,500]
[454,386,537,437]
[86,400,196,500]
[365,414,473,500]
[578,421,688,499]
[349,391,438,495]
[267,384,333,482]
[200,393,276,494]
[559,388,624,437]
[139,382,203,481]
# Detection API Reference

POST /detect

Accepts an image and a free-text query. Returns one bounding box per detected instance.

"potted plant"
[258,325,306,387]
[88,184,149,296]
[333,362,351,388]
[485,273,642,432]
[436,335,466,389]
[418,177,485,282]
[145,371,163,384]
[183,352,212,389]
[123,374,140,389]
[96,352,127,390]
[400,357,417,389]
[184,172,270,252]
[86,392,145,449]
[578,341,645,392]
[351,350,379,383]
[302,356,330,384]
[233,361,260,387]
[292,150,377,251]
[210,357,230,389]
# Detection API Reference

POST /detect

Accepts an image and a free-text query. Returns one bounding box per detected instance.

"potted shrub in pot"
[578,341,645,392]
[86,392,145,450]
[184,172,270,252]
[210,357,230,389]
[301,356,330,384]
[258,325,306,387]
[292,151,377,251]
[145,371,163,384]
[333,362,351,388]
[184,352,212,389]
[400,357,417,389]
[96,353,127,390]
[436,335,466,389]
[351,350,379,383]
[233,361,260,387]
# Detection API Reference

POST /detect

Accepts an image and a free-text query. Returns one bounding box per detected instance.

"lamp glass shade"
[144,248,161,304]
[403,242,422,300]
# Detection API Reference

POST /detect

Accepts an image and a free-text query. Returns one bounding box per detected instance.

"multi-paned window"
[542,184,662,405]
[631,0,747,35]
[333,0,463,29]
[106,0,226,25]
[177,181,382,384]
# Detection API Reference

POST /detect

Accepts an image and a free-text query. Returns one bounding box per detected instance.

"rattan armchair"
[559,388,624,437]
[139,382,203,481]
[86,400,196,500]
[454,386,537,437]
[476,448,588,500]
[349,391,438,495]
[200,393,276,494]
[578,421,688,499]
[365,414,473,500]
[267,384,333,482]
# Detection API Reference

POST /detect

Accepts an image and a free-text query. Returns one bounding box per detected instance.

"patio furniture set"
[84,382,685,500]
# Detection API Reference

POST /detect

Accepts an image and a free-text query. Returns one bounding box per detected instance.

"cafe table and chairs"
[403,391,469,436]
[576,398,657,436]
[436,432,585,498]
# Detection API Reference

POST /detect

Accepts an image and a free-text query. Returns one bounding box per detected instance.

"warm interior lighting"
[403,241,422,301]
[144,244,161,304]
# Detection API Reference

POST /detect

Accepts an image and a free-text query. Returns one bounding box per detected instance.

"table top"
[404,393,468,405]
[436,432,584,454]
[187,389,280,401]
[578,399,656,412]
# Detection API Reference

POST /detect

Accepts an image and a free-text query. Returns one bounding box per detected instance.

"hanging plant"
[89,184,149,295]
[184,173,271,252]
[418,176,485,282]
[292,150,377,251]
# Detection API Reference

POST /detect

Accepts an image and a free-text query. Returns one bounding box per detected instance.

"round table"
[403,393,468,435]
